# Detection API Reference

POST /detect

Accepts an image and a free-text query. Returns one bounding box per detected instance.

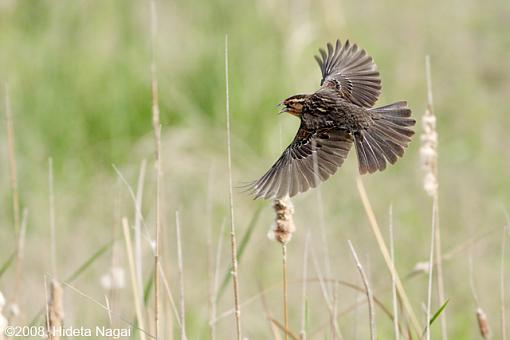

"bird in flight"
[249,39,415,200]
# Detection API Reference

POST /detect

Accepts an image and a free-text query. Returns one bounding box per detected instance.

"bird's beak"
[277,102,287,115]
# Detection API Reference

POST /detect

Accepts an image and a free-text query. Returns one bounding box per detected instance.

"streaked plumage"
[249,39,415,200]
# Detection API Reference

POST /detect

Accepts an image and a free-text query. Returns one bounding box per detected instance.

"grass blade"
[66,240,114,283]
[0,251,16,279]
[422,300,449,336]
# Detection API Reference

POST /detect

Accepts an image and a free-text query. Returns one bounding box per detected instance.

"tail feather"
[355,101,415,174]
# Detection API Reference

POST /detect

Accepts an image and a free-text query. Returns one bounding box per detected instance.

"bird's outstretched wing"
[315,39,381,108]
[248,125,353,199]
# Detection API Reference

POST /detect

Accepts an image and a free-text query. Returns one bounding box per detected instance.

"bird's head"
[279,94,309,117]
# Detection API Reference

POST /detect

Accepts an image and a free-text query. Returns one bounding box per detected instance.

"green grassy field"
[1,0,509,339]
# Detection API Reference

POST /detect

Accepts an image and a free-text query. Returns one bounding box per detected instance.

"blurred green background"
[1,0,509,339]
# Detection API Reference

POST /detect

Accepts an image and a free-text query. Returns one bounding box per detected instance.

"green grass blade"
[217,204,263,301]
[66,239,115,283]
[0,250,16,279]
[143,265,155,305]
[422,299,449,336]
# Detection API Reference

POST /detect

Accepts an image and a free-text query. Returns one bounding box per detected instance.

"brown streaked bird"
[249,39,416,200]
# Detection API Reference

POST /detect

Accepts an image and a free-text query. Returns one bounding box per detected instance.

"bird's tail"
[354,101,415,174]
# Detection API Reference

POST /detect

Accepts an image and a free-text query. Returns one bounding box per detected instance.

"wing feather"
[249,126,353,199]
[315,39,382,108]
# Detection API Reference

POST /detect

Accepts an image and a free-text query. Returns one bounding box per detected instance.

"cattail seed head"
[47,279,64,340]
[476,307,491,339]
[268,196,295,245]
[421,107,438,197]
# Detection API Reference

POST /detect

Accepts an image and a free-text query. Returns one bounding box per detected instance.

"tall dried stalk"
[210,221,226,340]
[4,85,22,318]
[122,217,147,340]
[355,177,421,336]
[389,205,399,340]
[422,55,447,339]
[501,222,508,340]
[4,85,20,235]
[425,192,438,340]
[175,211,186,340]
[134,159,147,293]
[49,158,57,277]
[224,33,242,339]
[348,241,375,340]
[149,0,162,337]
[299,233,310,340]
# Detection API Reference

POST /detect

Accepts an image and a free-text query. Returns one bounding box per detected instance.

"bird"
[248,39,416,200]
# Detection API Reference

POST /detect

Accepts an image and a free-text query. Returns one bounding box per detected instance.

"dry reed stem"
[210,221,226,334]
[224,33,242,339]
[501,222,508,340]
[149,0,162,337]
[11,208,28,321]
[122,217,147,340]
[4,85,22,318]
[47,279,63,340]
[269,318,300,340]
[348,241,375,340]
[389,205,399,340]
[206,167,216,340]
[300,233,310,340]
[175,211,187,340]
[4,84,20,235]
[134,159,147,293]
[158,261,182,328]
[425,193,438,340]
[48,158,57,277]
[423,55,447,340]
[282,244,289,340]
[355,177,421,336]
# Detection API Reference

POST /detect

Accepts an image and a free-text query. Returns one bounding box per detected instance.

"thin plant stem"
[300,233,310,340]
[149,0,162,337]
[122,217,147,340]
[348,241,375,340]
[224,33,242,339]
[355,177,421,336]
[206,166,216,340]
[501,222,508,340]
[389,205,399,340]
[48,158,57,277]
[211,221,226,339]
[425,55,447,340]
[12,208,28,319]
[4,85,22,320]
[426,196,437,340]
[4,84,20,235]
[282,244,289,340]
[175,211,186,340]
[134,159,147,293]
